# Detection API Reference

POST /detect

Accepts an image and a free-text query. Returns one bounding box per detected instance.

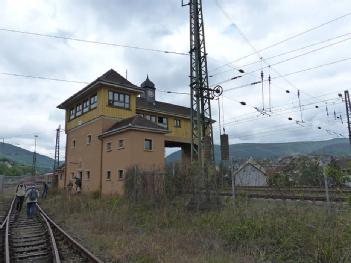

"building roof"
[136,97,191,118]
[234,157,267,176]
[100,115,168,138]
[57,69,143,109]
[141,75,155,89]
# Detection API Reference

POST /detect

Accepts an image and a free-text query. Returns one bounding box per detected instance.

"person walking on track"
[25,185,39,219]
[15,182,26,212]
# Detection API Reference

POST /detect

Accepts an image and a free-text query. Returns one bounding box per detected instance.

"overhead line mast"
[344,90,351,145]
[182,0,222,167]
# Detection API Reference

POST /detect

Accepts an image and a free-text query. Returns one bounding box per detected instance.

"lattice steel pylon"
[53,125,61,172]
[344,90,351,145]
[183,0,220,168]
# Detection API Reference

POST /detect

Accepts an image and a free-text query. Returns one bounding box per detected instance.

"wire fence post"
[231,159,236,208]
[323,165,331,215]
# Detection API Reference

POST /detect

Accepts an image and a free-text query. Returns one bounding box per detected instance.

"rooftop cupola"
[140,75,155,103]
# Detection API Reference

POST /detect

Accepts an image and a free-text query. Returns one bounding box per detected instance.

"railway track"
[220,192,348,202]
[2,198,103,263]
[220,186,351,202]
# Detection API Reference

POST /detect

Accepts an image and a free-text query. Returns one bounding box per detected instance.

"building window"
[174,119,181,128]
[107,171,111,180]
[86,135,92,145]
[69,108,75,120]
[144,139,153,151]
[158,116,168,128]
[106,142,112,152]
[86,171,90,180]
[145,115,156,123]
[90,94,97,109]
[108,91,130,109]
[71,172,75,179]
[76,103,82,116]
[83,99,90,113]
[73,140,76,148]
[118,139,124,149]
[118,170,124,180]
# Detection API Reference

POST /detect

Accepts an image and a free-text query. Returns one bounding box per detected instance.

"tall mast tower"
[53,125,61,172]
[183,0,220,167]
[344,90,351,146]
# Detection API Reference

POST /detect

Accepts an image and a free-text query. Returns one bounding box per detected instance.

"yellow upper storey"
[59,69,192,144]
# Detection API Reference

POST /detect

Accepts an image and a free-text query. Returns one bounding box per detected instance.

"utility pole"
[344,90,351,146]
[32,135,38,176]
[182,0,221,167]
[53,125,61,172]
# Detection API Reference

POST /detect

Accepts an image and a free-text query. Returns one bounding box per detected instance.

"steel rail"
[218,191,348,202]
[39,211,61,263]
[0,198,14,229]
[0,217,6,229]
[37,205,103,263]
[233,186,351,193]
[5,198,15,263]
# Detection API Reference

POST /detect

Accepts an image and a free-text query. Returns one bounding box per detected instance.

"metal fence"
[0,174,54,194]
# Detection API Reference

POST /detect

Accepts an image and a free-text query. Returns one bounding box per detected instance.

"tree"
[326,157,348,187]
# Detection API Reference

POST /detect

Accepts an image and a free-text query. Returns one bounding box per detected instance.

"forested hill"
[166,138,350,162]
[0,142,55,172]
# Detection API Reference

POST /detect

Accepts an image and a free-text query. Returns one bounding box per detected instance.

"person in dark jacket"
[25,185,39,219]
[75,176,82,194]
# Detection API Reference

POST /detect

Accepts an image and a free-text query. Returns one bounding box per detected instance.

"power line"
[220,98,344,126]
[271,57,351,79]
[214,0,350,105]
[211,4,351,71]
[0,27,189,56]
[215,56,351,91]
[220,96,341,123]
[211,33,351,77]
[0,72,88,84]
[217,94,345,137]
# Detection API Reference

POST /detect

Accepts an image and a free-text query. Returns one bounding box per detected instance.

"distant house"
[234,158,268,186]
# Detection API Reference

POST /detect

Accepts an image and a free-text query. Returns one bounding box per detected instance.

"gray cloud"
[0,0,349,157]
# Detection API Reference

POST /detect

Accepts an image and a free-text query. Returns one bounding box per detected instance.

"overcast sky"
[0,0,350,159]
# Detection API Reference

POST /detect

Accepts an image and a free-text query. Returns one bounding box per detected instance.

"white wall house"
[234,158,268,186]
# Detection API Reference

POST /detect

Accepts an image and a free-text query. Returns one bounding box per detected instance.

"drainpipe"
[99,136,103,198]
[64,133,68,189]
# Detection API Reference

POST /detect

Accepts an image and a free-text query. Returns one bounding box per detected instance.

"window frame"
[69,108,75,120]
[144,138,153,151]
[118,169,125,180]
[86,135,92,145]
[108,90,130,109]
[90,94,97,109]
[118,139,124,149]
[82,99,90,113]
[106,171,111,181]
[106,142,112,152]
[158,116,168,128]
[72,139,76,149]
[86,170,90,180]
[76,103,82,116]
[174,119,181,128]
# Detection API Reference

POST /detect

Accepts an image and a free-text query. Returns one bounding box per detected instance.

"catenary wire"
[211,2,351,71]
[0,27,189,56]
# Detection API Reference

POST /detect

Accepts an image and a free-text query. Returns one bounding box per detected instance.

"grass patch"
[41,192,351,263]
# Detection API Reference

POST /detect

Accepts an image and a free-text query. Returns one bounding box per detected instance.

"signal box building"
[57,69,192,195]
